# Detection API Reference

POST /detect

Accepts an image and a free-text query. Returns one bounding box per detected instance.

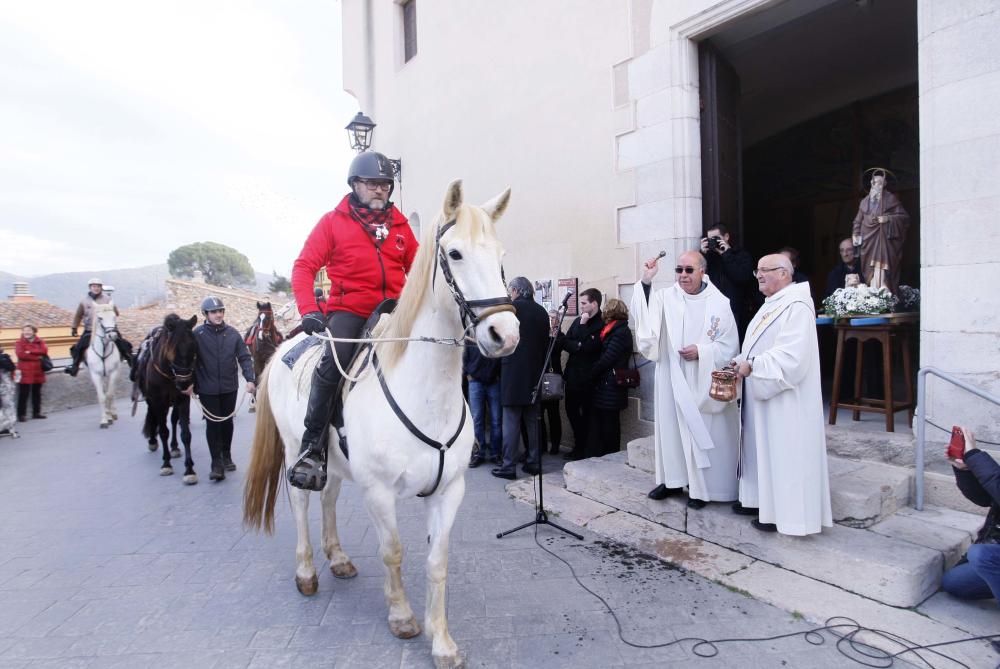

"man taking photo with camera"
[700,223,754,341]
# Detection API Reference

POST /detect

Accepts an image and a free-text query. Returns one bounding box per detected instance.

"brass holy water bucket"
[709,369,738,403]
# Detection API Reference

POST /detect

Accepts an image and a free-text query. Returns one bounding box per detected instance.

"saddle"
[282,299,398,460]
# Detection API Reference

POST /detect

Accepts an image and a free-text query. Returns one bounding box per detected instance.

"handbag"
[39,354,54,373]
[540,370,564,402]
[613,352,641,389]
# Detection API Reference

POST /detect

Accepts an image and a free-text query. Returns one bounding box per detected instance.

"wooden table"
[826,313,917,432]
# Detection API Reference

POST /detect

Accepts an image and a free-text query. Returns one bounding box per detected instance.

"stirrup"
[287,449,328,491]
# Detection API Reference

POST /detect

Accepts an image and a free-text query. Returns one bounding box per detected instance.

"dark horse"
[140,314,199,483]
[244,302,283,412]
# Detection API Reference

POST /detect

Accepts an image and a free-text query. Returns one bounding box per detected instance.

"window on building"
[402,0,417,63]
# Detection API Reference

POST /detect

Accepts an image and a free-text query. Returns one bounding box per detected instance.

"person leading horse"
[287,151,417,491]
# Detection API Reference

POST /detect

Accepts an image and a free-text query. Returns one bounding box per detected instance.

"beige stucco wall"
[341,0,632,298]
[342,0,1000,442]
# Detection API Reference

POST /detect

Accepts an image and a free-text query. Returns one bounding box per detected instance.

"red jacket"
[292,195,418,317]
[15,336,48,385]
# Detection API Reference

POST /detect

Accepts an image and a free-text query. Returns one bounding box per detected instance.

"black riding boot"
[287,370,338,491]
[64,349,81,376]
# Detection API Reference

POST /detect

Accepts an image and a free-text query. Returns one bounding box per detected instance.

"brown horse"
[244,302,283,412]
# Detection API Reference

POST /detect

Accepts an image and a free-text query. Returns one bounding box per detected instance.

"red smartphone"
[946,426,966,460]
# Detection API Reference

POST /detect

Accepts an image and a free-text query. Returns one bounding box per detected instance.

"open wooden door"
[699,42,743,239]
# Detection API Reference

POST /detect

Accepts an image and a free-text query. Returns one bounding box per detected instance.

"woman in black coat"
[588,298,633,458]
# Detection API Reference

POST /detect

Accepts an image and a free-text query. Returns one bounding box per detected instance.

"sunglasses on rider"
[675,266,698,274]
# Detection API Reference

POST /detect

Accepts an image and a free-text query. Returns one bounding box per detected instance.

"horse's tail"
[243,361,285,535]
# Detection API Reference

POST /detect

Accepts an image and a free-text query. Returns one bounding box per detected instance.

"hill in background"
[0,266,275,310]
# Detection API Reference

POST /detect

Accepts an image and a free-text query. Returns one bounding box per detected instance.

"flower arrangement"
[894,285,920,312]
[822,284,897,318]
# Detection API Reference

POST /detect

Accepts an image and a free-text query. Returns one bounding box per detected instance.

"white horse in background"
[86,303,123,428]
[244,181,520,668]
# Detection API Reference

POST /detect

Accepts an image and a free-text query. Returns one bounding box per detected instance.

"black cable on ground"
[526,478,999,668]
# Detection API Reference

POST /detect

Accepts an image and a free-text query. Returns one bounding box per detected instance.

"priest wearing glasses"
[732,254,832,536]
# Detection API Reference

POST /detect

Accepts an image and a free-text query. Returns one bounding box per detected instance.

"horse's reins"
[148,339,243,424]
[317,216,513,496]
[90,310,119,378]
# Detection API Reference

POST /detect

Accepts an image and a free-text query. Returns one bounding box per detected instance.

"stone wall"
[163,278,297,336]
[918,1,1000,441]
[29,368,131,416]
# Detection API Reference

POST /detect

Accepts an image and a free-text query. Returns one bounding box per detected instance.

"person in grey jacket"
[191,296,256,481]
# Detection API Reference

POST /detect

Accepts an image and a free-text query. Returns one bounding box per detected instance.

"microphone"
[560,289,574,309]
[656,250,667,260]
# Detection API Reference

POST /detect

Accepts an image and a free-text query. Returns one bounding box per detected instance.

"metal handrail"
[915,366,1000,510]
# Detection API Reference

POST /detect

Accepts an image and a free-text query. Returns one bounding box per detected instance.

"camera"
[707,236,722,251]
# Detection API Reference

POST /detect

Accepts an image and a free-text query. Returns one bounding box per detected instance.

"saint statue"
[851,168,910,294]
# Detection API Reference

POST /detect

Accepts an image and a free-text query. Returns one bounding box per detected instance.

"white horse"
[86,303,123,428]
[244,181,520,669]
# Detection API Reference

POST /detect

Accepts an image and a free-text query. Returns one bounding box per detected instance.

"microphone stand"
[497,295,584,541]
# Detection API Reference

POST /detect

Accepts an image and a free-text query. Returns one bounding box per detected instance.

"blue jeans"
[941,544,1000,602]
[468,380,502,459]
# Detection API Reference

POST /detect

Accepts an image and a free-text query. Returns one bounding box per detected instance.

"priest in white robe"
[734,254,832,536]
[630,251,740,508]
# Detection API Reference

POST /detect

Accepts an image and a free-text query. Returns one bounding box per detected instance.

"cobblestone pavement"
[1,400,872,668]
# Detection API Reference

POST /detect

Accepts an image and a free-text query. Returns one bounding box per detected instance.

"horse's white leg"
[106,369,118,422]
[92,369,110,428]
[320,477,357,579]
[290,487,319,595]
[425,477,466,669]
[363,484,420,639]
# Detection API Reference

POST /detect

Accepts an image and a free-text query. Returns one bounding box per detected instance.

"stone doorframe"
[615,0,781,264]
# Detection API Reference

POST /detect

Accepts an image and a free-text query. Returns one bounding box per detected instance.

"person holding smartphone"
[942,427,1000,606]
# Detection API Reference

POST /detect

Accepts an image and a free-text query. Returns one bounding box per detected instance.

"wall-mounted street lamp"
[345,112,376,152]
[345,111,401,180]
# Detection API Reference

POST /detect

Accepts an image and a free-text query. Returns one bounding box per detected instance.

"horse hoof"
[100,423,109,429]
[170,448,181,458]
[433,652,466,669]
[146,441,158,452]
[110,413,118,420]
[389,617,421,639]
[183,474,198,485]
[160,467,173,476]
[330,561,358,579]
[295,574,319,596]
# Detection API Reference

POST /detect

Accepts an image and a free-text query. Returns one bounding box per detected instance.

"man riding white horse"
[288,151,417,491]
[65,278,134,377]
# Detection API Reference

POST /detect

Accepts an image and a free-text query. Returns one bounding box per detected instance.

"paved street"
[1,399,866,668]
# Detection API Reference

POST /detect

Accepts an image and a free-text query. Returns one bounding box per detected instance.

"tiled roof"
[117,304,174,345]
[0,301,75,328]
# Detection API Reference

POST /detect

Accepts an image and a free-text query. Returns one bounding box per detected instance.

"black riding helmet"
[347,151,395,200]
[201,296,225,315]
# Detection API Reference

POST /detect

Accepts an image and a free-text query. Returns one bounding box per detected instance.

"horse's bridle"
[362,216,514,498]
[432,218,515,329]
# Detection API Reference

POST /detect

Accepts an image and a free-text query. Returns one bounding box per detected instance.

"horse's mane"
[159,313,195,362]
[377,204,489,369]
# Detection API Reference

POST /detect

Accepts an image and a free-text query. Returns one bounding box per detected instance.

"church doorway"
[699,0,918,297]
[697,0,919,403]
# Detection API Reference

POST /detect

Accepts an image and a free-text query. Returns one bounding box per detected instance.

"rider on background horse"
[287,151,417,491]
[64,278,134,376]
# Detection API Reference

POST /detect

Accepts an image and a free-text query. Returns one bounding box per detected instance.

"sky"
[0,0,360,278]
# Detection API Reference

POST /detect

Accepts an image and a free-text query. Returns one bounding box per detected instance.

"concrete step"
[625,436,914,528]
[563,455,973,608]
